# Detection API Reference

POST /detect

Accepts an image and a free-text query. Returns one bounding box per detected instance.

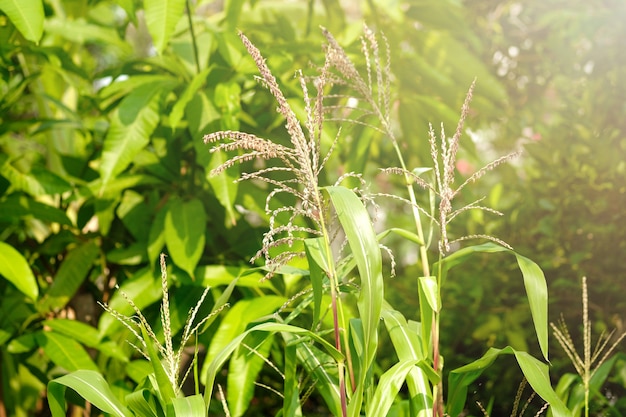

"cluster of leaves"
[1,0,624,416]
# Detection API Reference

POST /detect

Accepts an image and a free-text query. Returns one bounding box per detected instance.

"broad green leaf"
[48,370,132,417]
[0,0,44,43]
[40,240,99,312]
[228,331,273,417]
[164,197,207,278]
[170,394,206,416]
[44,17,131,53]
[365,360,420,417]
[0,241,38,300]
[98,267,163,337]
[447,346,572,417]
[35,331,98,372]
[0,160,71,197]
[439,243,549,360]
[147,203,169,268]
[99,80,176,192]
[144,0,187,54]
[0,195,72,226]
[206,149,239,226]
[41,319,128,362]
[170,67,211,130]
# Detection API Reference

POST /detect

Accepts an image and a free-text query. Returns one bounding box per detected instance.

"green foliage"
[0,0,624,416]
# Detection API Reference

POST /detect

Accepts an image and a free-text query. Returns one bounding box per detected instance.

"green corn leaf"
[0,0,44,43]
[418,275,440,312]
[282,343,302,417]
[170,394,206,416]
[141,325,177,405]
[447,346,572,417]
[48,370,132,417]
[39,240,99,312]
[439,242,549,361]
[377,227,424,246]
[35,331,98,372]
[365,360,420,417]
[126,389,163,417]
[203,296,286,377]
[204,322,344,409]
[228,331,273,417]
[304,237,332,326]
[144,0,187,54]
[382,304,433,417]
[164,197,207,279]
[325,186,383,370]
[0,241,38,300]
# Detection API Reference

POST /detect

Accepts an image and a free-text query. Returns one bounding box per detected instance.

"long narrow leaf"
[35,331,99,372]
[447,346,572,417]
[438,242,549,360]
[48,370,132,417]
[365,360,420,416]
[170,394,206,417]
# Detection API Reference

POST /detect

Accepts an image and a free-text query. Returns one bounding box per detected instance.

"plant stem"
[186,0,201,74]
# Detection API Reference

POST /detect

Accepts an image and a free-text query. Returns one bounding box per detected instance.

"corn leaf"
[438,242,549,361]
[447,346,572,417]
[170,394,206,417]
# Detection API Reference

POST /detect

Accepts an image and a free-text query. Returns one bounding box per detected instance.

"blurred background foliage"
[0,0,624,415]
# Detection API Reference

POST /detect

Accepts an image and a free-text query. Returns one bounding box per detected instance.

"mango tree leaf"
[144,0,187,54]
[35,331,98,372]
[99,79,177,192]
[170,67,211,130]
[206,149,238,227]
[164,197,206,278]
[39,240,99,312]
[0,241,38,300]
[439,242,549,361]
[447,346,572,417]
[48,370,132,417]
[0,0,44,43]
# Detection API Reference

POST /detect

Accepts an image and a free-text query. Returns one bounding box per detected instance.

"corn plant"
[202,28,574,417]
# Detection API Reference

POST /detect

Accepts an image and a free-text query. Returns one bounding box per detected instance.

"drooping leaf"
[164,197,207,279]
[447,346,572,417]
[439,242,549,360]
[39,240,99,312]
[0,0,44,43]
[0,241,38,300]
[170,67,211,130]
[48,370,132,417]
[144,0,187,54]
